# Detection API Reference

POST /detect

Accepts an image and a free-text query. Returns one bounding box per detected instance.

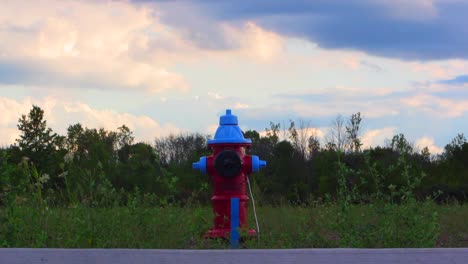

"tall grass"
[1,148,467,248]
[2,203,467,248]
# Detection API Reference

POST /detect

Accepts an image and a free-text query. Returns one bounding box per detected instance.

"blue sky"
[1,0,467,154]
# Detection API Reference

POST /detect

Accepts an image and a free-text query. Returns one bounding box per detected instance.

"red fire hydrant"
[193,109,266,238]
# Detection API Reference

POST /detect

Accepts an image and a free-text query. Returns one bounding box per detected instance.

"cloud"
[207,92,224,100]
[222,22,285,61]
[0,96,181,146]
[409,60,468,80]
[233,103,249,109]
[0,127,19,147]
[360,60,383,72]
[415,136,443,154]
[0,0,189,93]
[361,127,397,148]
[295,127,326,142]
[439,74,468,85]
[137,0,468,60]
[401,93,468,117]
[0,0,298,93]
[272,86,401,119]
[205,124,219,135]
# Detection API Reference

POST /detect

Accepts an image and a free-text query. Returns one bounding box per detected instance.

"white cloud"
[0,0,189,93]
[0,96,181,146]
[0,0,465,153]
[207,92,224,100]
[409,59,468,80]
[233,102,249,109]
[205,124,219,135]
[0,127,19,147]
[361,127,397,148]
[341,55,361,70]
[287,99,399,119]
[222,22,285,62]
[0,1,291,95]
[415,136,443,154]
[401,93,468,117]
[0,96,33,125]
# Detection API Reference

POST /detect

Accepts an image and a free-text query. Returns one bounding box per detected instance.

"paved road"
[1,248,468,264]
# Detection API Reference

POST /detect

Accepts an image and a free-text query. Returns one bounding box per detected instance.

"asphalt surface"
[1,248,468,264]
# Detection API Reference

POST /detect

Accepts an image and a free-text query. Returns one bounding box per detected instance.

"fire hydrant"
[193,109,266,238]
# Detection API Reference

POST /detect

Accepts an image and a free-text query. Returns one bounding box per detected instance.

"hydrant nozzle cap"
[252,155,267,173]
[192,156,207,174]
[219,109,238,125]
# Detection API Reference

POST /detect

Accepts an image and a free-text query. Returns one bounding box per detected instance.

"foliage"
[346,112,362,152]
[13,105,66,191]
[2,105,468,248]
[1,105,468,207]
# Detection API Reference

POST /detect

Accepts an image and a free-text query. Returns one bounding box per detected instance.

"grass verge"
[1,202,467,248]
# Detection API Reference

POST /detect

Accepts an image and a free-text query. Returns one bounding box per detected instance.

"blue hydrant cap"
[193,156,207,174]
[208,109,252,144]
[252,155,267,173]
[219,109,238,125]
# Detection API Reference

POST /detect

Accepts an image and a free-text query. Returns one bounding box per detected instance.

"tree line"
[1,106,467,207]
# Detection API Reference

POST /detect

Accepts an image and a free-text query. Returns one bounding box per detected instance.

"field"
[2,202,468,249]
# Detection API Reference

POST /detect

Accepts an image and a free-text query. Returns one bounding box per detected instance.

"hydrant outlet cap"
[252,155,267,173]
[192,156,207,174]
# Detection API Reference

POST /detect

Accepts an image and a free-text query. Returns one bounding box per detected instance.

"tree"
[288,119,314,160]
[246,122,281,161]
[117,142,164,193]
[326,115,347,152]
[117,125,134,149]
[244,130,260,143]
[63,125,123,204]
[66,123,84,153]
[308,135,321,158]
[265,122,281,145]
[154,133,208,166]
[390,133,413,154]
[346,112,363,152]
[16,105,62,176]
[17,106,57,154]
[420,146,431,163]
[442,133,466,160]
[437,133,468,191]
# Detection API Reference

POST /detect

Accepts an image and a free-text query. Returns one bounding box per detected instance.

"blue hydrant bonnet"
[208,109,252,144]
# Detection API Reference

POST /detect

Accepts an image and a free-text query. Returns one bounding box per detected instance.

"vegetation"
[1,105,468,248]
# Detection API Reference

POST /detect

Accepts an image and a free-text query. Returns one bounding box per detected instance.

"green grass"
[1,203,468,248]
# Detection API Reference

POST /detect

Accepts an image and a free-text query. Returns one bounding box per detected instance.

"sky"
[1,0,467,154]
